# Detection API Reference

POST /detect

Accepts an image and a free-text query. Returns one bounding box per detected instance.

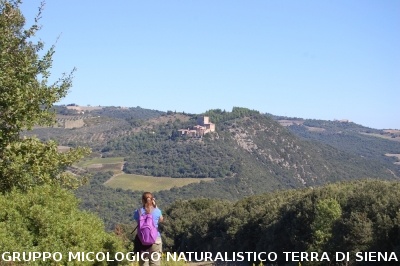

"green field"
[77,157,125,167]
[104,174,213,192]
[73,156,125,173]
[75,156,213,191]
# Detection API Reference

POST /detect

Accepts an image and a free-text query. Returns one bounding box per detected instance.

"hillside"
[26,106,165,148]
[101,107,399,188]
[274,116,400,167]
[153,108,399,201]
[24,105,400,229]
[160,179,400,264]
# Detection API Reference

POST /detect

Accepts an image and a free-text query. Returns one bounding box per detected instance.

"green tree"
[310,198,342,252]
[0,0,90,192]
[0,1,128,264]
[0,185,127,265]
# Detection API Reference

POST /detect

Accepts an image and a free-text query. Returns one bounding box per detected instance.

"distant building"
[197,116,216,133]
[178,116,215,137]
[334,119,351,123]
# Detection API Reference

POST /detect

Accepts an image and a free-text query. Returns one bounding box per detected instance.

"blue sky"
[21,1,399,129]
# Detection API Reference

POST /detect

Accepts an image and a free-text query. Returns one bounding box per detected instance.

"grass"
[75,156,213,191]
[104,174,213,192]
[76,157,125,167]
[73,156,125,174]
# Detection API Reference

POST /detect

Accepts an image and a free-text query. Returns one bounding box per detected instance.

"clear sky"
[21,0,399,129]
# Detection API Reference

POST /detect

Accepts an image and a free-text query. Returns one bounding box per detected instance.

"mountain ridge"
[28,105,400,188]
[24,105,400,228]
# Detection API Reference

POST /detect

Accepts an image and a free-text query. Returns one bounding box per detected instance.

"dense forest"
[76,177,400,264]
[75,171,142,230]
[160,180,400,265]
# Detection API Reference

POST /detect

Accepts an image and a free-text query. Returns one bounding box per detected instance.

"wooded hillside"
[161,180,400,265]
[68,107,400,231]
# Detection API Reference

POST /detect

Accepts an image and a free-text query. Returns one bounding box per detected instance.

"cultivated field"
[66,105,103,112]
[104,174,213,192]
[305,126,325,132]
[75,157,125,173]
[76,156,213,191]
[361,132,400,142]
[78,157,125,166]
[278,119,304,126]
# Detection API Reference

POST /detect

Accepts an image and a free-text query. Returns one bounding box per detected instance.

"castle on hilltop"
[178,116,215,137]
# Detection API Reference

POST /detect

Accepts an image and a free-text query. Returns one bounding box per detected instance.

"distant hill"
[27,106,165,147]
[272,116,400,167]
[24,105,400,229]
[153,108,399,201]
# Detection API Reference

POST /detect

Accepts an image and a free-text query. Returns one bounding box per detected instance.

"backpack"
[137,208,158,245]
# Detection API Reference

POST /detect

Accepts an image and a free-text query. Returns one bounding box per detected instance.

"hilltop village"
[178,116,215,137]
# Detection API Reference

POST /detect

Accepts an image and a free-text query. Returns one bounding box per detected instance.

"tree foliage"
[0,0,90,192]
[310,198,342,252]
[0,185,127,265]
[162,180,400,264]
[0,1,128,263]
[0,0,69,142]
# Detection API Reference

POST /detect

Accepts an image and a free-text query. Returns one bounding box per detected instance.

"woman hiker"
[133,192,164,266]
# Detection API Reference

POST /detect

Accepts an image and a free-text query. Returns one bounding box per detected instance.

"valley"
[24,105,400,229]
